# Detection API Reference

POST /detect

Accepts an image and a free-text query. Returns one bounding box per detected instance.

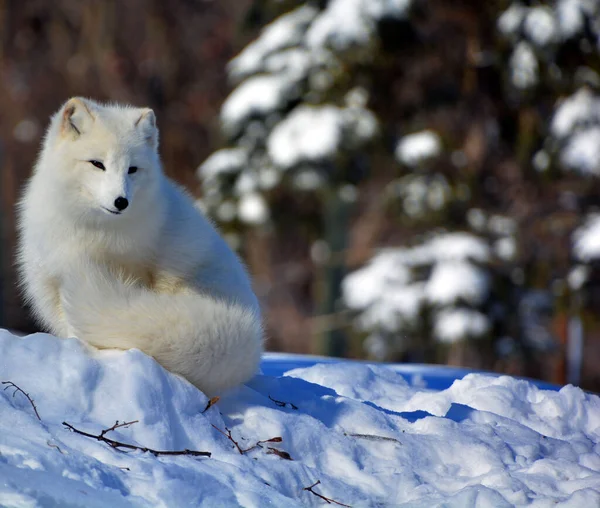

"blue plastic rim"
[260,353,563,392]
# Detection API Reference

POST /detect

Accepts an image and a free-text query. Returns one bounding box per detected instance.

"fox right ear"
[135,108,158,148]
[60,97,95,138]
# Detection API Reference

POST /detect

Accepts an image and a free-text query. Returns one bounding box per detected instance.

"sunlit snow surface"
[1,330,599,507]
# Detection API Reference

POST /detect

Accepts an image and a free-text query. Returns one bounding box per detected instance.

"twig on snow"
[100,420,139,438]
[344,432,401,444]
[241,436,286,454]
[302,480,351,506]
[2,381,41,420]
[47,440,63,454]
[211,424,292,459]
[211,424,246,454]
[266,447,292,460]
[63,420,211,458]
[268,395,298,410]
[202,396,220,413]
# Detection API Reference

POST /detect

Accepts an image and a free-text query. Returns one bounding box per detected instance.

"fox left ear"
[61,97,95,138]
[135,108,158,148]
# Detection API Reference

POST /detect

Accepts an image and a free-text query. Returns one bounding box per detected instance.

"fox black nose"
[114,197,129,211]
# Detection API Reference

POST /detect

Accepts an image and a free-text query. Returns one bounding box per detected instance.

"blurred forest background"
[1,0,600,391]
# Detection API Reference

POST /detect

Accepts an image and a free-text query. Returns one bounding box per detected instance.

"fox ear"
[61,97,94,138]
[135,108,158,148]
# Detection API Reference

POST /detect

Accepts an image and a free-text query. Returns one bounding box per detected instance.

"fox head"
[40,97,163,222]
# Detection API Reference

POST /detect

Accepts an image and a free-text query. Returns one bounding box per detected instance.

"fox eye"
[89,160,105,170]
[128,166,138,175]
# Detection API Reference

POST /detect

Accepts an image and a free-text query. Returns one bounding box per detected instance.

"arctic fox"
[17,97,263,395]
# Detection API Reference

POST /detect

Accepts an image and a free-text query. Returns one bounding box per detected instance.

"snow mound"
[2,330,600,507]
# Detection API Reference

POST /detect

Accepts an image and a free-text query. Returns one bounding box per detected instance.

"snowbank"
[1,330,599,507]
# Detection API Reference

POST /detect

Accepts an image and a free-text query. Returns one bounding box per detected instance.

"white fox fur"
[17,97,263,395]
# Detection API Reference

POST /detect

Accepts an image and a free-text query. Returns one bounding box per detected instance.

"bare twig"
[63,421,211,458]
[241,436,286,454]
[2,381,41,421]
[266,447,292,460]
[202,396,220,413]
[100,420,139,438]
[302,480,351,506]
[211,425,292,459]
[47,440,63,454]
[211,424,246,454]
[344,432,401,444]
[268,395,298,410]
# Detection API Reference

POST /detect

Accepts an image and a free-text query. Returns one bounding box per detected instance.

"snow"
[498,0,600,91]
[488,214,517,236]
[497,3,526,37]
[197,148,248,182]
[220,75,295,135]
[426,232,491,263]
[343,249,413,310]
[306,0,413,57]
[550,89,600,139]
[434,308,491,344]
[548,89,600,175]
[357,283,425,332]
[573,214,600,262]
[216,200,237,223]
[524,7,559,47]
[510,41,539,90]
[306,0,375,55]
[500,0,599,47]
[342,250,424,333]
[495,236,518,261]
[237,192,269,225]
[568,264,590,290]
[342,232,498,352]
[261,48,313,80]
[425,261,490,306]
[228,5,318,81]
[3,330,600,507]
[533,149,551,172]
[561,126,600,174]
[369,0,412,19]
[395,130,442,167]
[267,104,377,170]
[556,0,585,39]
[267,105,343,169]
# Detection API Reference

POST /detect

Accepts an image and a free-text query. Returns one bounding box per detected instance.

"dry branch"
[2,381,41,420]
[47,440,63,454]
[202,396,220,413]
[211,424,292,459]
[63,421,211,458]
[344,432,401,444]
[266,447,292,460]
[302,480,351,506]
[211,424,246,454]
[269,395,298,410]
[100,420,138,438]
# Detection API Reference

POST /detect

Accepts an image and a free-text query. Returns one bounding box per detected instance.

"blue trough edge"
[260,352,564,392]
